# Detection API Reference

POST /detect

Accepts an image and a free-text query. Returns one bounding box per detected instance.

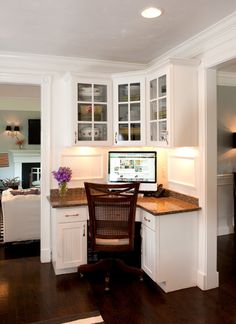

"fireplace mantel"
[10,150,41,187]
[10,150,41,160]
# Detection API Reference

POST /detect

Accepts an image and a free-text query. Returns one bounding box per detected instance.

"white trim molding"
[217,71,236,86]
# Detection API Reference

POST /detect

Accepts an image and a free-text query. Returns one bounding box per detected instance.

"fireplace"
[10,150,41,188]
[22,163,40,189]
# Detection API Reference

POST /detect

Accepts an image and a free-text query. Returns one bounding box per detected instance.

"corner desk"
[49,189,200,293]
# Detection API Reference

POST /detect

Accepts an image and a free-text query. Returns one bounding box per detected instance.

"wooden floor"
[0,231,236,323]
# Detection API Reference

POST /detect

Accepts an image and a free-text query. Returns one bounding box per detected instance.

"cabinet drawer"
[142,211,156,231]
[56,207,88,223]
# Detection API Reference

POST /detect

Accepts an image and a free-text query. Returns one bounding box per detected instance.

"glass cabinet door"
[149,74,168,145]
[76,82,108,142]
[117,82,141,143]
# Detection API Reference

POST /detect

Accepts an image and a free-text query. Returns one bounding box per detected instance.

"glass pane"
[150,101,157,120]
[130,123,140,141]
[94,124,107,141]
[150,79,157,100]
[119,104,128,121]
[78,104,92,121]
[130,103,140,121]
[150,122,157,141]
[130,83,140,101]
[119,84,128,102]
[78,124,92,141]
[159,98,167,119]
[118,124,129,141]
[94,84,107,102]
[159,121,167,141]
[158,75,166,97]
[78,83,92,102]
[94,104,107,121]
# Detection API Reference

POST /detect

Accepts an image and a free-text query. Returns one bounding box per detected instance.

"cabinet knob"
[144,216,151,222]
[65,213,79,217]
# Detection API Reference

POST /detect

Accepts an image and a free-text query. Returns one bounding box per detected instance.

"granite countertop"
[49,188,200,216]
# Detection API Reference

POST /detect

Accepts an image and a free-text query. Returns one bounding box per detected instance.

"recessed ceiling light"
[141,7,162,19]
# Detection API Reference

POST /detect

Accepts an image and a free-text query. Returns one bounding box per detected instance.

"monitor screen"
[108,151,157,191]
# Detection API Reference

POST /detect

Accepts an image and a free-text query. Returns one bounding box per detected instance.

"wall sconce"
[5,125,20,137]
[13,126,20,137]
[5,125,12,136]
[233,133,236,148]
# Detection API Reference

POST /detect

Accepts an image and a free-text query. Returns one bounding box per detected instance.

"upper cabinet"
[147,59,199,147]
[113,75,146,146]
[68,75,112,146]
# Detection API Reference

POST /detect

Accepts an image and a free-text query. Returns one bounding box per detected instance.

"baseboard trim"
[197,270,219,290]
[217,225,234,236]
[40,248,51,263]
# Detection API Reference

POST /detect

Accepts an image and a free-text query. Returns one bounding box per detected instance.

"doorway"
[0,72,51,263]
[0,83,41,257]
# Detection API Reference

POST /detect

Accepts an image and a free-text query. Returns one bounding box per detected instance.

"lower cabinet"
[51,205,198,292]
[51,206,87,275]
[141,210,198,292]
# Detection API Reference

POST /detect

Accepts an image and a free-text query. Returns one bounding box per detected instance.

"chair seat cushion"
[96,238,129,246]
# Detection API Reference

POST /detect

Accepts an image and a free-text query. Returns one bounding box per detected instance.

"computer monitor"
[108,151,157,192]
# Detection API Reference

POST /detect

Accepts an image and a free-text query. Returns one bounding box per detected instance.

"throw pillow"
[10,188,40,196]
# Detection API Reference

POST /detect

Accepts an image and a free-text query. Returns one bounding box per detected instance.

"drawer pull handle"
[65,213,79,217]
[144,216,151,222]
[83,224,85,237]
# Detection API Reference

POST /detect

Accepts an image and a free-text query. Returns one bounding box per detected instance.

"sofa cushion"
[10,188,40,196]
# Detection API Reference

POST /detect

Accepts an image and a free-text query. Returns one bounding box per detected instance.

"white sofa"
[1,189,40,242]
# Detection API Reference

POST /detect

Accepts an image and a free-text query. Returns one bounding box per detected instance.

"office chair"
[78,182,143,291]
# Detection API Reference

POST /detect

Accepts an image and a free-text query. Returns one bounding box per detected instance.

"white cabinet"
[51,206,88,275]
[141,211,157,281]
[147,59,199,147]
[113,74,146,146]
[68,75,112,146]
[141,209,198,292]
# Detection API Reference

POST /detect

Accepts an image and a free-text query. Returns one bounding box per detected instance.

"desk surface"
[49,189,200,216]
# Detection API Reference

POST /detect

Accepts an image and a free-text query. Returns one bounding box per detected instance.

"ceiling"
[0,1,236,64]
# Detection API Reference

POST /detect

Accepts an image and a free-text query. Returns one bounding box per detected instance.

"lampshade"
[0,153,9,167]
[14,126,20,132]
[233,133,236,148]
[5,125,12,132]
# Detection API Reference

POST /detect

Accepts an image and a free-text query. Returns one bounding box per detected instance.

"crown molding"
[147,11,236,71]
[217,71,236,86]
[0,51,146,75]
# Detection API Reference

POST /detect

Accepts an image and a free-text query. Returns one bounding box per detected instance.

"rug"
[32,311,104,324]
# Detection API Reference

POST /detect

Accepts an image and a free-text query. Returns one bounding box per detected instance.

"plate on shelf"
[79,127,101,139]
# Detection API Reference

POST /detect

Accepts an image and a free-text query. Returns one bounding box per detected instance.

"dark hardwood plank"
[0,257,98,323]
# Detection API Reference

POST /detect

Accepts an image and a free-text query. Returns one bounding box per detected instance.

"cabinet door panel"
[71,76,112,146]
[113,75,145,146]
[141,224,156,281]
[57,222,87,269]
